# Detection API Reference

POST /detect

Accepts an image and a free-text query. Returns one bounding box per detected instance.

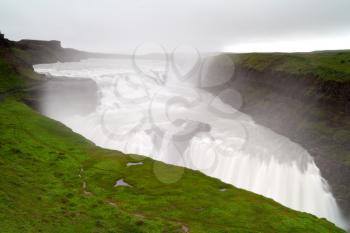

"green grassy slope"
[0,46,40,97]
[0,100,345,233]
[233,51,350,82]
[0,42,346,232]
[0,53,24,93]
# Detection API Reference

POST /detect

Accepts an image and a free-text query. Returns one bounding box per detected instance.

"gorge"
[34,56,348,229]
[0,35,348,232]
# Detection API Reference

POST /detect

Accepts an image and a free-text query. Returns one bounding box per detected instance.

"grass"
[231,51,350,82]
[0,99,346,233]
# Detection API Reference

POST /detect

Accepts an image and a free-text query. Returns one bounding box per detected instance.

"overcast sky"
[1,0,350,53]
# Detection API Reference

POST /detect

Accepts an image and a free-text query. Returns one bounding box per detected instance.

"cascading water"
[34,57,347,229]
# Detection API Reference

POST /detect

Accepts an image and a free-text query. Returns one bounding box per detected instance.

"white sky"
[0,0,350,53]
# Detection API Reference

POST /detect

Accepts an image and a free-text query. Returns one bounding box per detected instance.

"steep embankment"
[0,36,347,232]
[3,99,348,233]
[223,52,350,217]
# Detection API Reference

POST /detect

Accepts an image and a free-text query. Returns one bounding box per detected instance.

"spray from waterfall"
[34,47,348,230]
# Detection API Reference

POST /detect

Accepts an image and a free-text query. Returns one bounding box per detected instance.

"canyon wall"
[216,63,350,216]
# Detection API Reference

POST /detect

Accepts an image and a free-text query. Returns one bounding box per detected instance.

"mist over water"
[35,58,347,229]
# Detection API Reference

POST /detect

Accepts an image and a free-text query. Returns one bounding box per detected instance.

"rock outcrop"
[0,32,14,47]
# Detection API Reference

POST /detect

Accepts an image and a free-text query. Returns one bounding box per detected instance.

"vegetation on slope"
[0,46,40,97]
[0,47,27,94]
[233,51,350,82]
[0,100,346,233]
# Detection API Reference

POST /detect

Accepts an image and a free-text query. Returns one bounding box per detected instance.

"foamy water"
[34,58,347,229]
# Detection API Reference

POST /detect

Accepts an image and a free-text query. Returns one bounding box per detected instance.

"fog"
[1,0,350,53]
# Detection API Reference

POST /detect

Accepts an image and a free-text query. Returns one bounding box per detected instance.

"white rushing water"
[34,58,347,229]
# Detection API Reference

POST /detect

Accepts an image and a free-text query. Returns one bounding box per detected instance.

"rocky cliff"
[218,53,350,218]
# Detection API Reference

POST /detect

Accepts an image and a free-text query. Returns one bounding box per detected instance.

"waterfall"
[34,58,347,229]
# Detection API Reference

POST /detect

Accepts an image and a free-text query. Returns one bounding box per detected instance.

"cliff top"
[230,51,350,82]
[17,39,62,49]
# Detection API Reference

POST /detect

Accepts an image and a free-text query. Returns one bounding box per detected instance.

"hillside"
[2,99,346,233]
[0,37,347,232]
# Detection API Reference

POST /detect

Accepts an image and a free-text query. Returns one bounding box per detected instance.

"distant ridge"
[14,38,129,65]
